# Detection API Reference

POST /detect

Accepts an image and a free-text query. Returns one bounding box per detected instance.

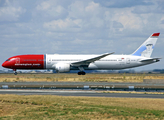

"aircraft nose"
[2,61,9,68]
[2,62,6,68]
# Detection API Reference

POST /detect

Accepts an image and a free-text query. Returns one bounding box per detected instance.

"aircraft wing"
[71,52,114,67]
[139,58,161,62]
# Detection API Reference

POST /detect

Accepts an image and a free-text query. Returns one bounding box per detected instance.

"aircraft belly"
[88,61,121,70]
[88,61,149,70]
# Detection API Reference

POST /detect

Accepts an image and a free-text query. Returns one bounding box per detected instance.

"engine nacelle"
[55,63,70,73]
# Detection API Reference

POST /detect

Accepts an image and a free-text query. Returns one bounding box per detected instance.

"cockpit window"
[6,59,10,61]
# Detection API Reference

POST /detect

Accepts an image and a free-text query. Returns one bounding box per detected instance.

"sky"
[0,0,164,71]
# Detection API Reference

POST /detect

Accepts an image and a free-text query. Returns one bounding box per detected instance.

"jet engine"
[55,63,70,73]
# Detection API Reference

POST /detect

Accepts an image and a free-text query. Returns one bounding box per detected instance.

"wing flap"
[71,52,114,67]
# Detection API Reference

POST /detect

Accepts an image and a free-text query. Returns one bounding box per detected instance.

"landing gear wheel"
[13,69,17,75]
[78,72,82,75]
[81,71,86,75]
[77,71,86,75]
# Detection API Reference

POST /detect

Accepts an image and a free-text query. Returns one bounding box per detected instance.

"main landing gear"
[13,69,17,75]
[77,67,86,75]
[78,71,86,75]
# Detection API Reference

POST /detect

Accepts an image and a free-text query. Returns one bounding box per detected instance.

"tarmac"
[1,80,164,98]
[0,89,164,98]
[0,80,164,91]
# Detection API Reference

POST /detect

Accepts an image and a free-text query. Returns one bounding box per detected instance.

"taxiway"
[0,89,164,99]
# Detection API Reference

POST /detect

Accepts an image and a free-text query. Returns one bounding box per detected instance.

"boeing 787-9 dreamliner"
[2,33,160,75]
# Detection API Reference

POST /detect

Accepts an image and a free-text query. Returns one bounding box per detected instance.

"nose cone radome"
[2,61,9,68]
[2,62,6,68]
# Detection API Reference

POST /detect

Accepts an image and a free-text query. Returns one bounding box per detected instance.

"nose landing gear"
[13,69,17,75]
[14,72,17,75]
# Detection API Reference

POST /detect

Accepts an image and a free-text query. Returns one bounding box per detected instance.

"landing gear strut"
[14,72,17,75]
[77,67,86,75]
[13,69,17,75]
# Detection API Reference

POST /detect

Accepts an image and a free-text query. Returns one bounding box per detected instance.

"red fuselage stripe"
[3,55,45,69]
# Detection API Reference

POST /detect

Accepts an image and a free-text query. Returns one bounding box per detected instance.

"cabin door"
[47,57,51,64]
[15,58,20,64]
[126,58,130,64]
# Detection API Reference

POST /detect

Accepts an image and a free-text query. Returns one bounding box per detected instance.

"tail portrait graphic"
[132,33,160,58]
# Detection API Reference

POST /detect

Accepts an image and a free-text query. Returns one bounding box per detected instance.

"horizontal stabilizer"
[139,58,161,62]
[71,52,114,67]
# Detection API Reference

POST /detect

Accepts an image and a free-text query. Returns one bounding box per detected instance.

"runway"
[1,81,164,90]
[0,89,164,99]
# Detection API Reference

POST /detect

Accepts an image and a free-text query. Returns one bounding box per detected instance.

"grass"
[1,73,164,83]
[0,95,164,119]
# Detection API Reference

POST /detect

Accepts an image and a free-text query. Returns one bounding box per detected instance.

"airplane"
[2,33,160,75]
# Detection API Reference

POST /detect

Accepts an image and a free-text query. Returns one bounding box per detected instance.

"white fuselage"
[46,54,155,70]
